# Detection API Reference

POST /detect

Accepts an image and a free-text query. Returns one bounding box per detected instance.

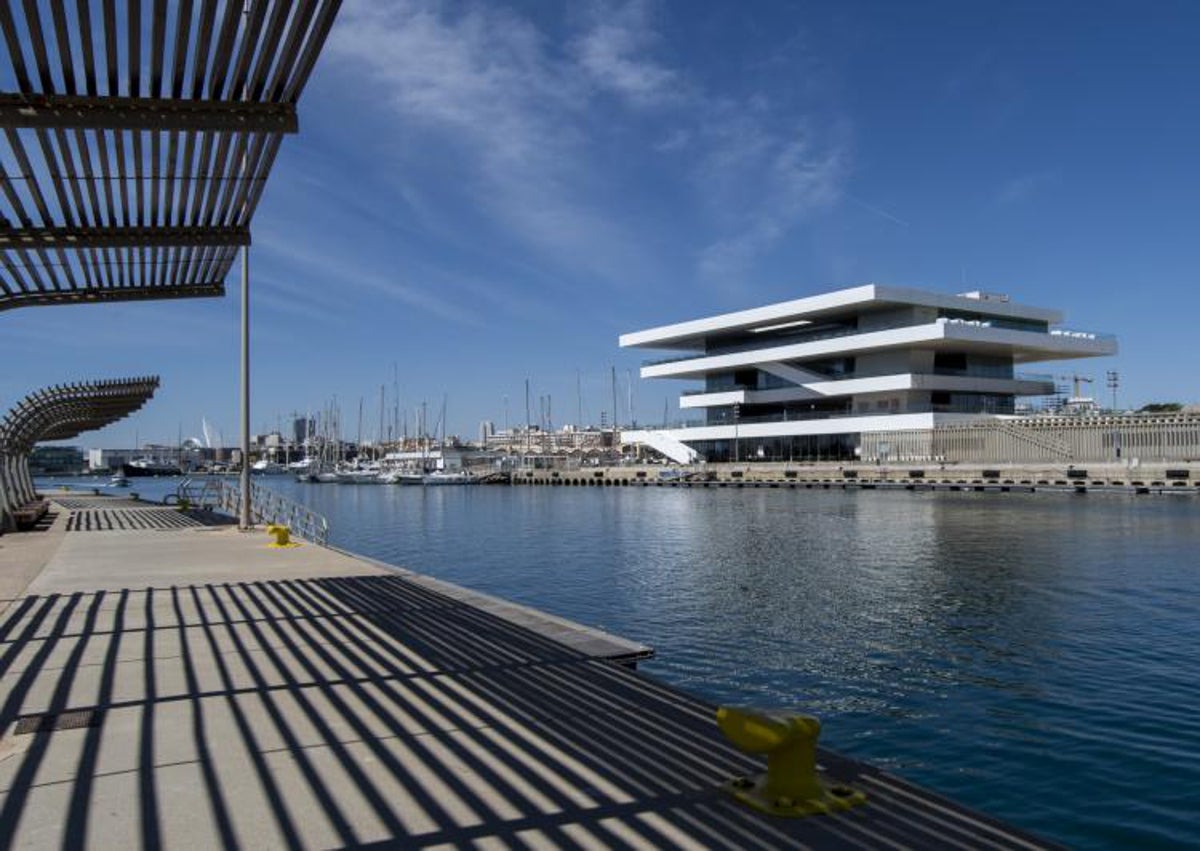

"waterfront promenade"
[0,494,1054,849]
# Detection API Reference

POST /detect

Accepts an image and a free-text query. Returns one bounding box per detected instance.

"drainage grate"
[14,709,102,735]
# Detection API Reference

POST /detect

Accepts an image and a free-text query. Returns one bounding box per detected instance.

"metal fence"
[177,478,328,545]
[860,414,1200,464]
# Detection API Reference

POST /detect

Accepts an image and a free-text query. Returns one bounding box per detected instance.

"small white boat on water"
[251,459,288,475]
[109,471,129,487]
[334,461,387,484]
[421,470,476,486]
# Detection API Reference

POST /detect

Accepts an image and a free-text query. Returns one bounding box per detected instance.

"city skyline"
[4,1,1196,448]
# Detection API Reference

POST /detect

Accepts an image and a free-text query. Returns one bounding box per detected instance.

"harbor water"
[55,477,1200,849]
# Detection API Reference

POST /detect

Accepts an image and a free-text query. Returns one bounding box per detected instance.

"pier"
[0,493,1058,849]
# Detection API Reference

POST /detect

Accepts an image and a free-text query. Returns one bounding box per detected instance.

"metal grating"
[14,708,102,735]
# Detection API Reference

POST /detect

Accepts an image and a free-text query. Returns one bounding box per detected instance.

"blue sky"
[6,0,1199,447]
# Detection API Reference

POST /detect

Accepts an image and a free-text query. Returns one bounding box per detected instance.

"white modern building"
[619,284,1117,463]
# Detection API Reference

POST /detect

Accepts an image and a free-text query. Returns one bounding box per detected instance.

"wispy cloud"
[255,230,483,327]
[326,1,850,295]
[571,1,682,106]
[996,170,1057,205]
[327,1,669,291]
[697,120,848,285]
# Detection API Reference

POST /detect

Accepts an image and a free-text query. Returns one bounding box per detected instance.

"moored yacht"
[421,470,476,485]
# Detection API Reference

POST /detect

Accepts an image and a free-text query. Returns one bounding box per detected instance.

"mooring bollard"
[266,524,300,548]
[716,706,866,817]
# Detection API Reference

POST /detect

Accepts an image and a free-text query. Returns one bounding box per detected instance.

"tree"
[1138,402,1184,413]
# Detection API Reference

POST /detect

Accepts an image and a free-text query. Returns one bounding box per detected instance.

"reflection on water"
[52,477,1200,849]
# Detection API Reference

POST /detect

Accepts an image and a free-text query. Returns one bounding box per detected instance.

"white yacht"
[421,470,476,486]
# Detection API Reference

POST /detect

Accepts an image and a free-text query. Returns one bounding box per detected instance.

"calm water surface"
[65,477,1200,849]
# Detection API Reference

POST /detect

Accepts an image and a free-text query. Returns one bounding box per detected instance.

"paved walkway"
[0,496,1055,849]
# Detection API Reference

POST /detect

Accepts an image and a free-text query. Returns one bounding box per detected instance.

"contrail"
[846,193,910,227]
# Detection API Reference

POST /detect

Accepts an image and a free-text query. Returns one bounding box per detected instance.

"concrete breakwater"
[509,462,1200,495]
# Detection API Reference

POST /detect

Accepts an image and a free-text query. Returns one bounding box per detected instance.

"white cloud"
[572,1,682,106]
[697,122,848,285]
[326,1,850,294]
[653,128,691,152]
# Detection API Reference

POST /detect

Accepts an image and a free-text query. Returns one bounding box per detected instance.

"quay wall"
[508,461,1200,494]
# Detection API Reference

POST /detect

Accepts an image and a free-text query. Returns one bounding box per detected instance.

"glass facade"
[691,434,860,463]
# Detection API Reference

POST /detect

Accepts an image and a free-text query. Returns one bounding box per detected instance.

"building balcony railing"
[703,403,1016,427]
[681,371,1056,396]
[642,324,862,366]
[642,321,1114,368]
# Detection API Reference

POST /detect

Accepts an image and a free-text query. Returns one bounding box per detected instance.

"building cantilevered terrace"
[620,285,1117,463]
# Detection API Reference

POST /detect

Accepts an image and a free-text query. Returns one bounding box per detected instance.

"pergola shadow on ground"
[0,563,1045,850]
[0,376,158,530]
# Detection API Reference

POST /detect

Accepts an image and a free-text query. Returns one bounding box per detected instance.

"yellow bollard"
[716,707,866,817]
[266,524,300,548]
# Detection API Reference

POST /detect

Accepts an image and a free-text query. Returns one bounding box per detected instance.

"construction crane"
[1058,375,1094,399]
[1051,375,1097,414]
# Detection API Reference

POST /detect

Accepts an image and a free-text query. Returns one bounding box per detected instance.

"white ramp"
[621,429,700,464]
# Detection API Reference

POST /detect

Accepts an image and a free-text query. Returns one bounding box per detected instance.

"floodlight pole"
[239,241,251,529]
[238,0,252,530]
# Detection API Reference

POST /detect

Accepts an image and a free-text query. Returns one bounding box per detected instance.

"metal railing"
[643,321,1115,369]
[177,477,329,545]
[681,371,1056,394]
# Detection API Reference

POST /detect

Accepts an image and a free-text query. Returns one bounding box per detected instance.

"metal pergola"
[1,0,338,304]
[0,0,339,306]
[0,374,158,529]
[1,1,342,528]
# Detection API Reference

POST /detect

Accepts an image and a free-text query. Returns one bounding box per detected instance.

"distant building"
[30,445,85,475]
[88,448,134,471]
[479,420,495,445]
[482,426,611,453]
[383,448,472,471]
[293,416,313,445]
[621,284,1117,463]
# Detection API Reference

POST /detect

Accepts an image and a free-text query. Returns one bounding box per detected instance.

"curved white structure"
[620,285,1117,462]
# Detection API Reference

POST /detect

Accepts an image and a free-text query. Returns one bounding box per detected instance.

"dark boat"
[122,458,182,477]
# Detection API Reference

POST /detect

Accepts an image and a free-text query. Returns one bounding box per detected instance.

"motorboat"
[109,471,130,487]
[421,470,476,486]
[251,459,288,475]
[335,461,386,484]
[123,458,181,477]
